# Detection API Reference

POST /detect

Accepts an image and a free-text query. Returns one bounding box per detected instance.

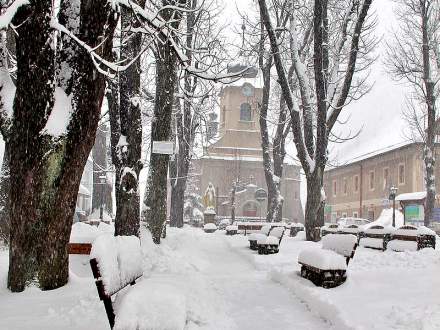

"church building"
[191,68,304,223]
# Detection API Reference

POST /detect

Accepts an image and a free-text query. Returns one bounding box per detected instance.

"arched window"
[240,103,252,121]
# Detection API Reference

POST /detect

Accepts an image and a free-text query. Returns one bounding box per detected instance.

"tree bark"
[169,0,198,228]
[38,0,117,290]
[113,3,145,237]
[421,2,435,227]
[144,2,183,243]
[7,1,55,292]
[0,146,10,244]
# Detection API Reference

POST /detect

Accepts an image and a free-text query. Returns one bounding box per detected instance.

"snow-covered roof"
[395,191,426,201]
[326,141,419,171]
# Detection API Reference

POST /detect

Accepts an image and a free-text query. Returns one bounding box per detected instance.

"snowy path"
[175,230,332,330]
[0,229,333,330]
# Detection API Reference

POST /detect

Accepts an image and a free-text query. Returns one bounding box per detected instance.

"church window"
[240,103,252,121]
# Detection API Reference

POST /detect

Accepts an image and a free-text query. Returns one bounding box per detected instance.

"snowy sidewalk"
[174,230,333,330]
[0,228,332,330]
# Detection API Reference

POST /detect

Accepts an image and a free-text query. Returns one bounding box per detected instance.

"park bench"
[90,235,144,329]
[358,225,393,250]
[289,223,305,237]
[320,224,339,237]
[387,225,436,251]
[298,234,358,288]
[248,225,272,250]
[257,226,285,255]
[203,223,217,233]
[338,224,360,236]
[225,225,238,235]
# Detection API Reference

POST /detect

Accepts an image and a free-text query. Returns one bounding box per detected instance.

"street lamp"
[389,186,398,227]
[99,175,107,221]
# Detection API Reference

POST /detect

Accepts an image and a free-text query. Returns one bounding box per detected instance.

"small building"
[323,142,440,222]
[190,68,303,222]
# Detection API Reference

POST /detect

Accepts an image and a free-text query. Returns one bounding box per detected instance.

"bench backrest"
[90,235,143,329]
[90,234,143,297]
[269,226,285,239]
[322,234,357,258]
[260,225,272,235]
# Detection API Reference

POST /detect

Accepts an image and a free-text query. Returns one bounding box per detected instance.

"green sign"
[405,204,424,223]
[324,205,332,214]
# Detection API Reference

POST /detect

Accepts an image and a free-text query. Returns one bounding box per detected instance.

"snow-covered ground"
[0,227,439,329]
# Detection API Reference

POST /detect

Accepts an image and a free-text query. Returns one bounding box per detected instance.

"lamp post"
[389,186,398,227]
[99,175,106,221]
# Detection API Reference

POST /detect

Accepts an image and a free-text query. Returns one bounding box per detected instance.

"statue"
[203,182,216,210]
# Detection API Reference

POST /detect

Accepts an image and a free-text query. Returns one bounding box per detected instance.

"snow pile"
[290,223,304,228]
[298,248,347,270]
[248,232,265,242]
[203,223,217,231]
[70,222,114,243]
[387,240,418,252]
[114,281,186,330]
[322,234,357,257]
[417,226,436,236]
[269,226,285,238]
[364,208,404,228]
[70,222,100,243]
[225,225,238,231]
[90,235,143,295]
[359,237,384,249]
[393,226,418,237]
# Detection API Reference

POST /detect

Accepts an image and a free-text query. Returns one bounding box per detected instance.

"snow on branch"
[0,0,29,30]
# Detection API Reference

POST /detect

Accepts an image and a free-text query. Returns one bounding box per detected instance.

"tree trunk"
[38,0,117,290]
[169,1,197,228]
[0,146,10,244]
[7,1,55,292]
[143,1,183,243]
[113,4,144,237]
[421,4,435,227]
[304,170,324,241]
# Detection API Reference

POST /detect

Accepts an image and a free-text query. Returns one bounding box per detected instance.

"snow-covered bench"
[387,225,436,251]
[248,225,271,250]
[89,235,143,329]
[339,224,360,236]
[289,223,305,237]
[358,225,393,250]
[298,234,358,288]
[257,226,285,255]
[225,225,238,235]
[320,224,340,237]
[203,223,217,233]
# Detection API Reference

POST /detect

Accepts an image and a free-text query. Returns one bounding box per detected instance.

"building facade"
[191,74,304,223]
[323,142,440,222]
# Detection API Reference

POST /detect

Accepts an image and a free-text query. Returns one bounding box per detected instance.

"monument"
[203,182,216,224]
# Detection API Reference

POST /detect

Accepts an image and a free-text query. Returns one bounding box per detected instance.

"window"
[383,167,389,190]
[354,175,359,192]
[369,171,375,190]
[343,177,347,195]
[398,163,405,185]
[240,103,252,121]
[353,211,359,218]
[333,180,337,197]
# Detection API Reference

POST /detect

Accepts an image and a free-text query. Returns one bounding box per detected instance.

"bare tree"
[258,0,375,240]
[386,0,440,227]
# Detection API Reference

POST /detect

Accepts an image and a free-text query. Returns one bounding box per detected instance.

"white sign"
[152,141,174,155]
